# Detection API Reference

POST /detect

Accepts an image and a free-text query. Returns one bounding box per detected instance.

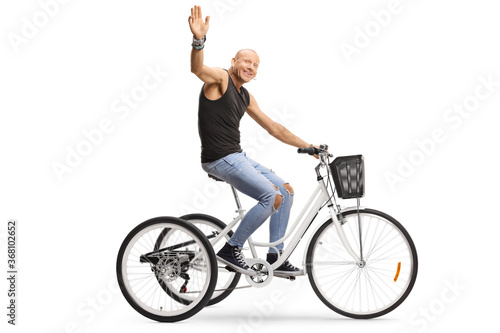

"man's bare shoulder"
[203,67,229,100]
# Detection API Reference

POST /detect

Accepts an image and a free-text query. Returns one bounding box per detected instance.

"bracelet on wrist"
[192,35,206,49]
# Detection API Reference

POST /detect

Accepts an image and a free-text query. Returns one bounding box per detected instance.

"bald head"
[235,49,258,59]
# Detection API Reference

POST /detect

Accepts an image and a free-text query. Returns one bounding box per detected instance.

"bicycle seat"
[208,174,225,182]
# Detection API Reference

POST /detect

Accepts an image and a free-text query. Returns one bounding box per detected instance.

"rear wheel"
[116,216,217,322]
[153,214,241,306]
[180,214,241,306]
[307,209,418,319]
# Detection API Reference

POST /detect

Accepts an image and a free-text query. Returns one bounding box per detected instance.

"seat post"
[230,185,244,212]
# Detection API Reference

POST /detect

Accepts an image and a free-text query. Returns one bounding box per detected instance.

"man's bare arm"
[188,6,225,84]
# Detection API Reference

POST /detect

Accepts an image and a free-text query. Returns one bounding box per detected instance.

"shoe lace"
[233,248,249,269]
[284,260,297,270]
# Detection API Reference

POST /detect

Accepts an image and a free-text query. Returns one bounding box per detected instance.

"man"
[189,5,317,276]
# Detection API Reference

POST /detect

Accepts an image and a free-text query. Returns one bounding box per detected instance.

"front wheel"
[306,208,418,319]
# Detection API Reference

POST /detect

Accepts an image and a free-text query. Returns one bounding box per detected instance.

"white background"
[1,0,499,332]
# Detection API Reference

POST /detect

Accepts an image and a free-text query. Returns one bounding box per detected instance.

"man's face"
[232,50,260,83]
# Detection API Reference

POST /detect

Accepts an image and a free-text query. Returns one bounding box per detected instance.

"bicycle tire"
[116,216,217,322]
[306,208,418,319]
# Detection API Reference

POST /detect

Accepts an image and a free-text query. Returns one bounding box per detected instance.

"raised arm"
[188,6,225,84]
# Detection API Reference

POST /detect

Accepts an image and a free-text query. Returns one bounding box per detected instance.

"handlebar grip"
[297,147,317,155]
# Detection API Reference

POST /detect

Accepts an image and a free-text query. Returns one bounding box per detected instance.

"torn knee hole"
[283,183,294,195]
[273,194,283,210]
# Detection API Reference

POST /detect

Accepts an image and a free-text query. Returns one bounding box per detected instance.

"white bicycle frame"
[207,153,362,273]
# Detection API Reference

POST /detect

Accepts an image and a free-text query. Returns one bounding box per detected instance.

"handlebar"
[297,144,332,157]
[297,146,318,155]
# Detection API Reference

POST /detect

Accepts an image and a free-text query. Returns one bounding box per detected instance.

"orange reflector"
[394,262,401,282]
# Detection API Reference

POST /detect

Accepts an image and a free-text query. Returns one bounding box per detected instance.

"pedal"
[274,275,296,281]
[224,265,236,273]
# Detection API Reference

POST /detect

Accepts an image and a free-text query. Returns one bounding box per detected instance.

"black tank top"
[198,69,250,163]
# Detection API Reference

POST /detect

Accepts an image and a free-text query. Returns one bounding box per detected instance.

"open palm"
[188,6,210,39]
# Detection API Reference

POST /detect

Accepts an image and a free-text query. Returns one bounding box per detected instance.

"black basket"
[329,155,365,199]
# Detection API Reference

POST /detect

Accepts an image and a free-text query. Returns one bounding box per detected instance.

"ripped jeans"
[202,152,294,253]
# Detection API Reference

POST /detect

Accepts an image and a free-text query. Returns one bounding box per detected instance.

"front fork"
[328,206,363,265]
[317,157,364,266]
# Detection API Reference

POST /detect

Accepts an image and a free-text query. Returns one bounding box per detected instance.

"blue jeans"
[202,152,294,253]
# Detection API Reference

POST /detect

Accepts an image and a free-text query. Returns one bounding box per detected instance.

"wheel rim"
[120,222,212,317]
[310,212,416,316]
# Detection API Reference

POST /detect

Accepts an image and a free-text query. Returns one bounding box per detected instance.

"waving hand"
[188,5,210,39]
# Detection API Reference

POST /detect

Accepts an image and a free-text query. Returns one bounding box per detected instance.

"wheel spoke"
[184,217,241,305]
